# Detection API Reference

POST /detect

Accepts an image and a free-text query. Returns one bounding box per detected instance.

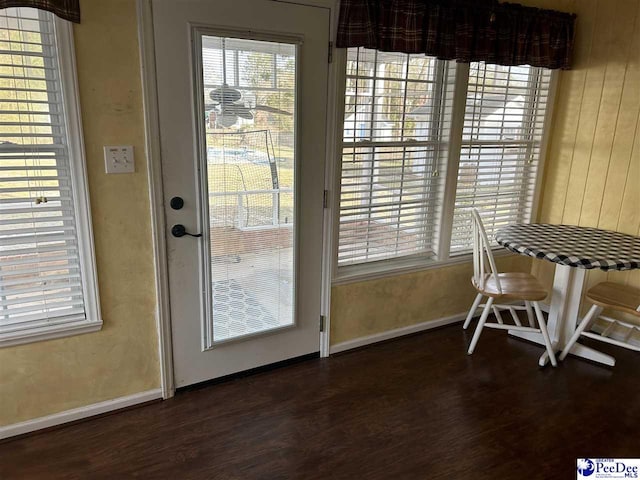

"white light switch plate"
[104,145,135,174]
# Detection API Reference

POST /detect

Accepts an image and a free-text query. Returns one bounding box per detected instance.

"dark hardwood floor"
[2,322,639,480]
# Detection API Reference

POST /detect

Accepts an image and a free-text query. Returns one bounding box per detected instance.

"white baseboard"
[330,312,466,355]
[0,389,162,440]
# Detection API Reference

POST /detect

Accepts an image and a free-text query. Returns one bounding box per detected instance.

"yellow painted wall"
[2,0,637,426]
[331,0,640,344]
[331,255,532,345]
[530,0,640,319]
[0,0,160,427]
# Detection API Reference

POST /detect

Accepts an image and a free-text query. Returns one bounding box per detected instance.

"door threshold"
[176,351,320,393]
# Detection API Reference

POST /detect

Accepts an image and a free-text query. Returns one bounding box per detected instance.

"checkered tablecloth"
[495,224,640,271]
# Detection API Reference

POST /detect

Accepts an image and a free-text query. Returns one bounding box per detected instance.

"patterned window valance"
[0,0,80,23]
[336,0,576,69]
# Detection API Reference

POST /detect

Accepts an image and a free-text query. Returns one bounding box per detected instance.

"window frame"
[338,50,453,268]
[449,63,553,257]
[331,49,558,285]
[0,11,102,347]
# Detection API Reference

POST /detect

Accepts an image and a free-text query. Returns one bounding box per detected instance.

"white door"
[152,0,329,387]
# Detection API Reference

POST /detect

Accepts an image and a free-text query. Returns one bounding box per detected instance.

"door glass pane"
[200,35,296,344]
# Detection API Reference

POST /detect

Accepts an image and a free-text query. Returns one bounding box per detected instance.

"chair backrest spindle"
[471,209,502,294]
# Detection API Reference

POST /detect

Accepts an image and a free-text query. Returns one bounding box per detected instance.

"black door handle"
[171,224,202,238]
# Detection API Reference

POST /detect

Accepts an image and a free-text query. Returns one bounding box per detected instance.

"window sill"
[0,319,103,348]
[332,248,517,286]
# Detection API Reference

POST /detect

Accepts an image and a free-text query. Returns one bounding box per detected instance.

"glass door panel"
[200,35,296,345]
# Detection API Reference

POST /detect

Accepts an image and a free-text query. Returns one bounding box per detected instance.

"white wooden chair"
[463,289,537,330]
[466,209,557,366]
[463,232,536,332]
[462,251,536,330]
[559,282,640,361]
[462,209,538,331]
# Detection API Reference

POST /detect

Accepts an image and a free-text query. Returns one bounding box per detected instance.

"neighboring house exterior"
[343,104,393,141]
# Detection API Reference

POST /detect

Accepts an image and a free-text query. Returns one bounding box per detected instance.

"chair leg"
[493,306,504,324]
[533,301,557,367]
[468,297,494,355]
[524,301,535,328]
[463,293,483,330]
[559,304,604,361]
[508,307,522,327]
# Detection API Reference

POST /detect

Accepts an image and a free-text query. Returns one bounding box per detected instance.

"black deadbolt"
[170,196,184,210]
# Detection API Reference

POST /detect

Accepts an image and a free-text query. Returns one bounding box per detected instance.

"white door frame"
[135,0,339,398]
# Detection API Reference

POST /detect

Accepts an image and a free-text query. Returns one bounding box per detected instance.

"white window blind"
[0,7,91,340]
[338,48,454,267]
[450,62,552,254]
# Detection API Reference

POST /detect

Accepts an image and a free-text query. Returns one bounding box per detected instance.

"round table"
[495,224,640,366]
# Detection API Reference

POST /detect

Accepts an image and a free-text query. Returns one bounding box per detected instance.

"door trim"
[320,1,340,357]
[136,0,175,398]
[136,0,338,397]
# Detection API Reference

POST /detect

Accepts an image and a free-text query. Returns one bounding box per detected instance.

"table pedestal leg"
[508,264,615,367]
[546,265,585,346]
[538,343,615,367]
